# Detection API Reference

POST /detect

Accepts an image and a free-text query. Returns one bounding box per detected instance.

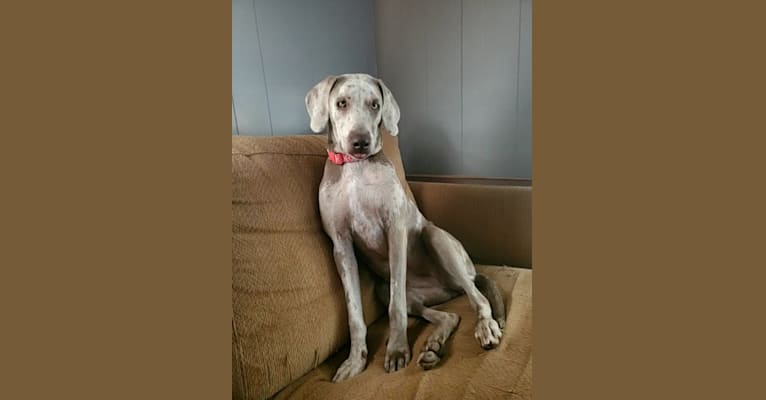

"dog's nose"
[349,131,371,152]
[352,138,370,150]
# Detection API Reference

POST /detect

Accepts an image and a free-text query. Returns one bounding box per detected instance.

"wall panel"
[517,0,533,178]
[232,0,377,136]
[462,0,522,177]
[232,0,272,135]
[375,0,463,175]
[252,0,377,135]
[375,0,532,178]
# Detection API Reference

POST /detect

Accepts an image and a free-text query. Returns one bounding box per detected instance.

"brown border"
[3,1,765,399]
[1,1,231,399]
[534,1,766,399]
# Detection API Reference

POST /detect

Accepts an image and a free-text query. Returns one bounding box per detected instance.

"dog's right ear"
[376,78,400,136]
[305,76,338,133]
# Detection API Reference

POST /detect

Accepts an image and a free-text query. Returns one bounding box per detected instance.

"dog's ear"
[376,78,400,136]
[305,76,338,133]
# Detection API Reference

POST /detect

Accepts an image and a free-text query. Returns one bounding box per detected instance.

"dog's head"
[305,73,400,159]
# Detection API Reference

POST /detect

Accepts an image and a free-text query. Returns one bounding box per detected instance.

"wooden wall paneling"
[462,0,522,178]
[254,0,377,135]
[375,0,462,175]
[232,0,272,136]
[515,0,533,178]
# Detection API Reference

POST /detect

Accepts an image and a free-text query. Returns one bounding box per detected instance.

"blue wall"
[374,0,532,179]
[232,0,377,136]
[232,0,532,179]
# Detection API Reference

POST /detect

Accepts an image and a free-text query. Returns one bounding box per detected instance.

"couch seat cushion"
[273,265,532,400]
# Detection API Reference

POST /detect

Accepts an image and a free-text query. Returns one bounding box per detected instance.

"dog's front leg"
[384,224,410,372]
[330,236,368,382]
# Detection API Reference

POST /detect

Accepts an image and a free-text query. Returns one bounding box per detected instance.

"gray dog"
[306,73,506,382]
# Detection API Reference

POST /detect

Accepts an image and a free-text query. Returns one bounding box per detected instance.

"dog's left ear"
[305,75,338,133]
[376,79,400,136]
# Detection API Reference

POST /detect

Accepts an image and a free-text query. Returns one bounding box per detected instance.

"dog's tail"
[474,273,506,329]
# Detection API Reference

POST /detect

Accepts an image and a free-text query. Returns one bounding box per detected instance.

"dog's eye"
[336,100,347,109]
[371,101,379,110]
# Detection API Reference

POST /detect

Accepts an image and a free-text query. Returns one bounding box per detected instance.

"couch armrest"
[408,181,531,268]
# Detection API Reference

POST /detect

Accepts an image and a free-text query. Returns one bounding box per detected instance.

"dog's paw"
[474,318,503,350]
[384,341,411,372]
[332,355,366,383]
[417,340,443,370]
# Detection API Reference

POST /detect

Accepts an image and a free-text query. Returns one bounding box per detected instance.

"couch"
[232,133,532,399]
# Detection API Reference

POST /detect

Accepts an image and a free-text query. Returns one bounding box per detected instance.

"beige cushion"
[232,133,411,400]
[273,265,533,400]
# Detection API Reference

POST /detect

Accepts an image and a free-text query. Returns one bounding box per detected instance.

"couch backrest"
[409,182,532,268]
[231,133,409,400]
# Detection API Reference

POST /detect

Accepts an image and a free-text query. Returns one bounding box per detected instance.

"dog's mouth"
[349,152,369,160]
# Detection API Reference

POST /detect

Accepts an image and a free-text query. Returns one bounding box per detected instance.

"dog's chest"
[348,189,388,253]
[348,165,400,247]
[324,162,405,256]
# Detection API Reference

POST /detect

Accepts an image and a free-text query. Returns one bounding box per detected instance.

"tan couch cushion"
[232,133,411,400]
[273,265,533,400]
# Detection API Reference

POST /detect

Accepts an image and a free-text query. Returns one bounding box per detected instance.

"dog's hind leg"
[421,222,504,350]
[375,281,461,370]
[474,272,506,329]
[411,301,460,370]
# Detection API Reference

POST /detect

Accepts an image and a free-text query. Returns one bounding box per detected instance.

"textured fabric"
[274,265,533,400]
[410,182,532,268]
[231,133,412,400]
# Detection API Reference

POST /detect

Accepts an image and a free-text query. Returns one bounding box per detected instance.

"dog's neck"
[326,149,385,165]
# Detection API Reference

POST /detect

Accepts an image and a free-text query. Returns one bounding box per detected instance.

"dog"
[306,73,506,382]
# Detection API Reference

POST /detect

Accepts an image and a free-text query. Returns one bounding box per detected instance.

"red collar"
[327,149,364,165]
